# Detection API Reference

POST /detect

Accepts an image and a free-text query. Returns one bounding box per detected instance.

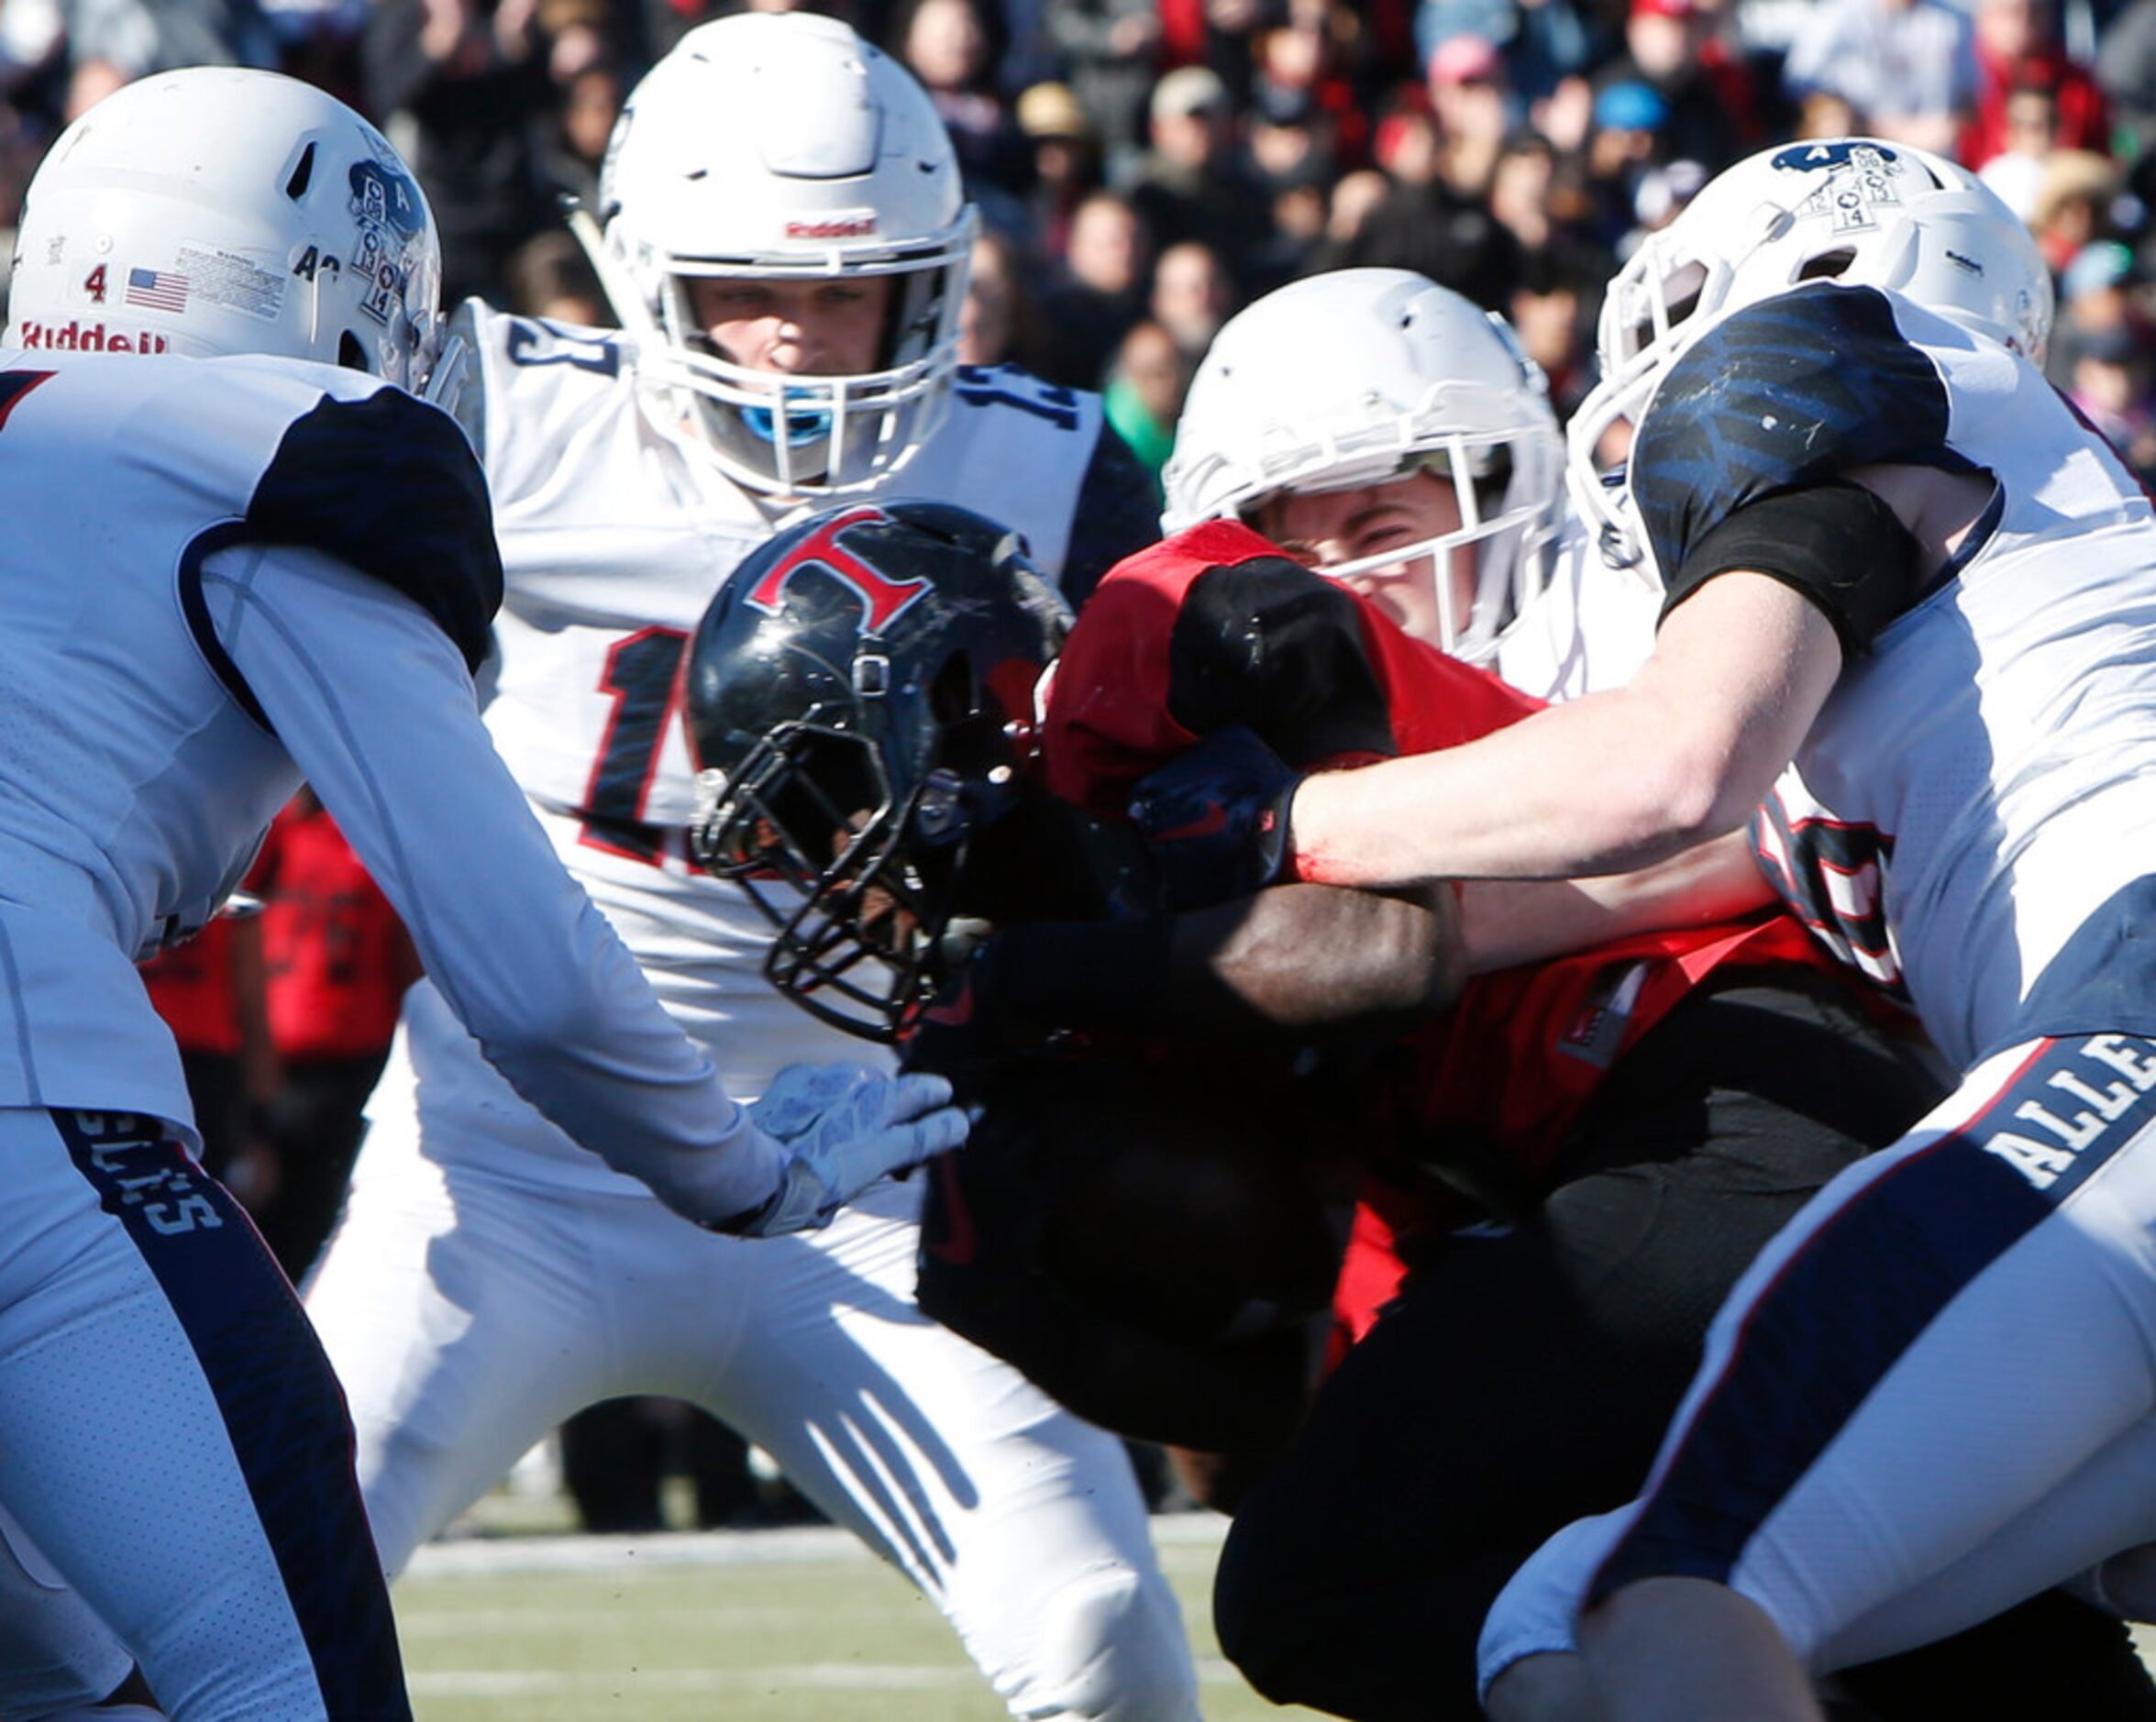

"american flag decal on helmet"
[123,268,188,313]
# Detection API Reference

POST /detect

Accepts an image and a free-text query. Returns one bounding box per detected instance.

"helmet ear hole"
[927,651,975,727]
[337,331,370,373]
[1798,246,1857,282]
[284,142,316,202]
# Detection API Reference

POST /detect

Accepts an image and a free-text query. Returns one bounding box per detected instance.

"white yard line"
[402,1510,1231,1578]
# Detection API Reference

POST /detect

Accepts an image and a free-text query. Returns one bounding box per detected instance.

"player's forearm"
[1288,690,1736,892]
[1170,882,1464,1032]
[1459,833,1774,974]
[1288,577,1842,893]
[234,546,788,1223]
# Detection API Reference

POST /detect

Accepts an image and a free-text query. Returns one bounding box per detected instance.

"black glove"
[901,936,1035,1109]
[1127,723,1301,911]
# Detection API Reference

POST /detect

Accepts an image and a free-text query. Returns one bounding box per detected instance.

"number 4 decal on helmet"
[83,265,105,304]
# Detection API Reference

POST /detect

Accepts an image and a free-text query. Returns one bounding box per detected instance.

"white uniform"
[0,346,794,1718]
[302,304,1199,1722]
[1494,511,1662,704]
[1479,284,2156,1692]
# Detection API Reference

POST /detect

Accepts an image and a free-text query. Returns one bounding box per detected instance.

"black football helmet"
[687,501,1071,1041]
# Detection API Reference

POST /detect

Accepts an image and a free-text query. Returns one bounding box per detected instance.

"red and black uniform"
[248,796,418,1281]
[139,913,260,1186]
[1046,522,1851,1345]
[1045,525,2106,1722]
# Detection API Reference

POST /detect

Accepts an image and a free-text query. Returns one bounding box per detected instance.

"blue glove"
[1127,724,1301,911]
[723,1062,969,1237]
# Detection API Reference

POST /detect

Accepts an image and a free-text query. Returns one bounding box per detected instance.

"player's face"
[1257,469,1476,650]
[689,275,894,378]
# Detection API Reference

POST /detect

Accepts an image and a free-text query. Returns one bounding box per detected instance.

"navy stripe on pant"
[57,1110,408,1719]
[1588,1034,2156,1605]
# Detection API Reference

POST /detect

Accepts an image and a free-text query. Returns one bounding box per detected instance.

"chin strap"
[562,195,665,349]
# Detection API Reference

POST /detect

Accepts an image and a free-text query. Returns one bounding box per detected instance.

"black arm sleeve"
[1664,480,1923,655]
[1630,285,1966,638]
[245,387,503,673]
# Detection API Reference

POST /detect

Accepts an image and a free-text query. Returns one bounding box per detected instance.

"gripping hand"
[722,1062,969,1237]
[1127,723,1301,910]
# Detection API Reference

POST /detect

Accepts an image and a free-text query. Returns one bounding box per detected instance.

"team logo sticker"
[348,156,426,328]
[1776,141,1904,236]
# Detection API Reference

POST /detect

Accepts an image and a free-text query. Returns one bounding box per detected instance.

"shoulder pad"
[246,385,502,672]
[1631,286,1956,588]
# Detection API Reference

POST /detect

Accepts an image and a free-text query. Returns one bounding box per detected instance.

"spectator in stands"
[961,226,1048,368]
[1581,77,1669,248]
[896,0,1034,230]
[1036,186,1152,383]
[1150,237,1238,359]
[503,226,608,324]
[1101,317,1189,495]
[1963,0,2108,166]
[536,51,622,213]
[1122,64,1275,270]
[2032,146,2124,275]
[1592,0,1750,171]
[1780,0,1979,155]
[1040,0,1160,173]
[1015,78,1102,263]
[1425,32,1513,199]
[1415,0,1597,105]
[360,0,607,305]
[2069,319,2156,481]
[1982,75,2073,216]
[2101,0,2156,159]
[64,0,279,96]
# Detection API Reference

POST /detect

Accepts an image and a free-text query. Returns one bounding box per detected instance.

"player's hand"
[722,1063,969,1237]
[1127,724,1300,910]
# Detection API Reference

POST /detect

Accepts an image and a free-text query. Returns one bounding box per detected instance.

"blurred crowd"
[3,0,2156,494]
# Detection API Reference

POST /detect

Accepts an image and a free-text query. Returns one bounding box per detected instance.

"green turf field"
[393,1514,1321,1720]
[390,1506,2156,1718]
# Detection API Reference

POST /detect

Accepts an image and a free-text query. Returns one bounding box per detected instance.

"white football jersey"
[407,302,1144,1191]
[0,346,784,1217]
[1494,511,1662,704]
[1631,285,2156,1069]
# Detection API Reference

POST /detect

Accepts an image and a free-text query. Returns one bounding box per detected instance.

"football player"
[1124,260,2156,1722]
[1045,261,2153,1718]
[0,66,961,1722]
[297,16,1197,1720]
[1136,138,2156,1722]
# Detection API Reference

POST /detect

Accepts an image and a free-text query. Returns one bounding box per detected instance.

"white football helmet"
[1571,138,2054,560]
[592,12,977,496]
[1164,268,1564,665]
[6,67,448,393]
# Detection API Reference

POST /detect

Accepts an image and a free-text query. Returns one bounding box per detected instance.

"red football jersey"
[139,913,248,1057]
[249,799,415,1060]
[1046,523,1839,1351]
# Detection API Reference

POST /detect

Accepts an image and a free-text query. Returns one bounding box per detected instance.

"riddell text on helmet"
[15,320,170,354]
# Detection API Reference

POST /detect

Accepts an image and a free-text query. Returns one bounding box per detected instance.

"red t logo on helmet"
[744,506,932,633]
